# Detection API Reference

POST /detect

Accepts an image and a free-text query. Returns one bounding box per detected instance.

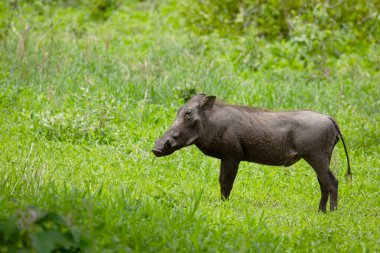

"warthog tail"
[329,117,352,182]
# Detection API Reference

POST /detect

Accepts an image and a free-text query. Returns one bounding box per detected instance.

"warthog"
[152,94,351,212]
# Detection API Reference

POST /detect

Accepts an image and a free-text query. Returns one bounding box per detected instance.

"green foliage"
[88,0,120,21]
[32,89,118,145]
[182,0,380,42]
[0,207,89,253]
[33,108,117,145]
[0,0,379,252]
[175,83,198,102]
[181,0,243,36]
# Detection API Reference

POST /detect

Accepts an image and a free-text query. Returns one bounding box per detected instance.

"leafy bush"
[0,207,89,253]
[175,83,198,102]
[181,0,380,42]
[87,0,120,21]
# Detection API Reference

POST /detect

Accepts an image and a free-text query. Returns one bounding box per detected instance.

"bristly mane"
[214,99,271,113]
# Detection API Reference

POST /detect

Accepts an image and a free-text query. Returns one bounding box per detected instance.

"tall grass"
[0,1,379,252]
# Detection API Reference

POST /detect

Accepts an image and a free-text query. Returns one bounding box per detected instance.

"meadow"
[0,1,379,252]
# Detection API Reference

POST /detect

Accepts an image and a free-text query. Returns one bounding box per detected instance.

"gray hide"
[152,94,351,212]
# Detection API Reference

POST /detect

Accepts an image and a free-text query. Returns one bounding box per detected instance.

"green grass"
[0,1,379,252]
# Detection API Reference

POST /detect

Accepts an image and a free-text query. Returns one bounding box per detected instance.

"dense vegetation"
[0,0,379,252]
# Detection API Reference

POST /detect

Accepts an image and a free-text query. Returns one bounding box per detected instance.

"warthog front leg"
[219,158,240,200]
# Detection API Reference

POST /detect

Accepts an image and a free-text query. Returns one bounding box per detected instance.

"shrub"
[0,207,89,253]
[181,0,380,42]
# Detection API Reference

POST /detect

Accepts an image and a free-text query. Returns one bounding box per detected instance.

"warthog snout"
[152,139,172,157]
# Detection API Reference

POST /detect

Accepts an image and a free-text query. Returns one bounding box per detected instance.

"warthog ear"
[200,95,216,110]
